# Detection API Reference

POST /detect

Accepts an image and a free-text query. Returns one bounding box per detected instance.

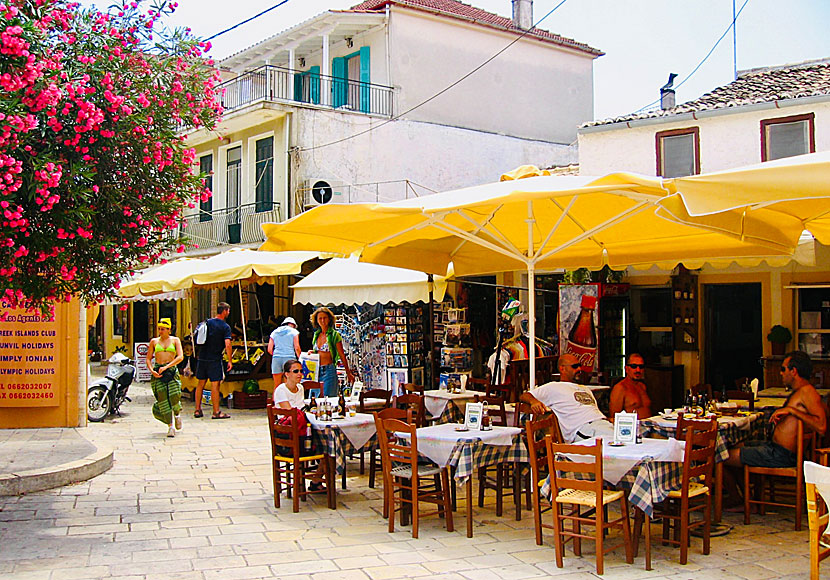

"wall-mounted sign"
[0,303,61,407]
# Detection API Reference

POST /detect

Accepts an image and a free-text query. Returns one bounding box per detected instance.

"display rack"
[671,267,699,351]
[439,305,472,389]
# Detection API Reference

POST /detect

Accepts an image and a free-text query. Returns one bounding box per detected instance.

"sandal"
[193,409,204,418]
[309,481,324,492]
[211,412,231,419]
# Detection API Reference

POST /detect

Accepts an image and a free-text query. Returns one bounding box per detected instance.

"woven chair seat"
[555,488,624,506]
[274,453,324,463]
[391,463,442,479]
[667,481,709,499]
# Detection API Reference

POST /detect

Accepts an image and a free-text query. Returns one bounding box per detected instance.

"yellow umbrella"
[262,169,797,389]
[119,248,325,356]
[661,151,830,246]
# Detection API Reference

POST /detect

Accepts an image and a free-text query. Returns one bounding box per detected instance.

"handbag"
[159,367,177,384]
[276,407,308,432]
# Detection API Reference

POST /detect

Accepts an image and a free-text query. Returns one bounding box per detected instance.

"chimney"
[660,73,678,110]
[512,0,533,30]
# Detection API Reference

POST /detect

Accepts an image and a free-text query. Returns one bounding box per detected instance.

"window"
[199,154,213,222]
[254,137,273,213]
[656,127,700,177]
[761,113,815,161]
[332,46,370,112]
[796,286,830,359]
[112,305,124,337]
[226,146,241,225]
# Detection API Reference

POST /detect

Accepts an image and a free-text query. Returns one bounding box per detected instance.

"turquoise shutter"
[332,57,347,108]
[359,46,371,113]
[309,65,320,105]
[293,71,303,102]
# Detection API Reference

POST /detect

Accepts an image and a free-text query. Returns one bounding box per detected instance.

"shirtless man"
[722,351,826,505]
[609,353,652,419]
[520,353,614,442]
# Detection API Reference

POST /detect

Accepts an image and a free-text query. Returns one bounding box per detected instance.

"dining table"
[423,390,476,424]
[398,423,528,537]
[641,411,765,521]
[306,411,377,490]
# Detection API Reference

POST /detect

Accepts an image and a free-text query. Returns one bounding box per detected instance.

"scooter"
[87,352,136,422]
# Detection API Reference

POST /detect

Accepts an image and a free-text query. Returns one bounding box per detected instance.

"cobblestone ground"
[0,383,814,579]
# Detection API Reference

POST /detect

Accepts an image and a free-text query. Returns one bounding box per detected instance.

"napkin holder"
[613,412,638,445]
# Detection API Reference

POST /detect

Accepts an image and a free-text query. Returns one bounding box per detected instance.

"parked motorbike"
[87,352,136,422]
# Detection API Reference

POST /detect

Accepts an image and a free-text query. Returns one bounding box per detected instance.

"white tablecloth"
[649,414,753,431]
[307,412,376,450]
[399,423,521,468]
[423,390,477,418]
[565,437,685,485]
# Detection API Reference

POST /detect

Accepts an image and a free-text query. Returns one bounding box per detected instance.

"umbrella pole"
[238,281,249,359]
[527,263,536,392]
[427,274,435,389]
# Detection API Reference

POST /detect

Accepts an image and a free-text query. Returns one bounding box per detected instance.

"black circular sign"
[311,180,333,204]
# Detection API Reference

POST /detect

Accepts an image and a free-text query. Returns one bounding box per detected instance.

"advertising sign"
[0,303,61,407]
[558,284,600,374]
[134,342,152,382]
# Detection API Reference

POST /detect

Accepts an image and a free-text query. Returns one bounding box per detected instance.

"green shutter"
[332,56,347,108]
[293,71,303,102]
[309,66,320,105]
[359,46,371,113]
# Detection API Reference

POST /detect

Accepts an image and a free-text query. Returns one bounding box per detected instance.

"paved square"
[0,384,813,579]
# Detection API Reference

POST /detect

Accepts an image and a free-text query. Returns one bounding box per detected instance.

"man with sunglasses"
[520,353,613,442]
[609,353,652,419]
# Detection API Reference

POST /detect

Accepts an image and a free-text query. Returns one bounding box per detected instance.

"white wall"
[389,8,596,144]
[291,106,575,215]
[578,101,830,176]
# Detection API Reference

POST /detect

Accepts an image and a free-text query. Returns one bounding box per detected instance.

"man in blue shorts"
[194,302,233,419]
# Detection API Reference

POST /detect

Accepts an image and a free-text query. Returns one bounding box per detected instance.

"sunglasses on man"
[564,363,581,370]
[627,363,645,369]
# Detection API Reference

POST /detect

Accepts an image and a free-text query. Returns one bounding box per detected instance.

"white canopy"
[291,257,449,306]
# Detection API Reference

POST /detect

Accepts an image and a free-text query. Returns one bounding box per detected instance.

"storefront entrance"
[704,283,762,392]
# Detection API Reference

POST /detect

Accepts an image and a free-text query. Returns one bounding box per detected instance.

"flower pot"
[771,342,786,356]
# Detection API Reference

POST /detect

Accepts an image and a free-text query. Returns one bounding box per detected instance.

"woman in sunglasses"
[273,359,305,410]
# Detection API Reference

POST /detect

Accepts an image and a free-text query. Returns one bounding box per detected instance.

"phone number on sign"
[1,383,52,390]
[5,391,54,399]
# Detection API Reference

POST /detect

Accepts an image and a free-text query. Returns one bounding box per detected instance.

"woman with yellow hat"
[146,318,184,437]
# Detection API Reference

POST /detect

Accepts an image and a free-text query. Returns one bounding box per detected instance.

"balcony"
[217,65,394,118]
[181,202,281,251]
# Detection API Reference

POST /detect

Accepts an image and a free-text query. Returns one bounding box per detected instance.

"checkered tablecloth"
[443,434,529,482]
[641,412,765,463]
[310,423,376,476]
[541,458,684,517]
[432,401,464,425]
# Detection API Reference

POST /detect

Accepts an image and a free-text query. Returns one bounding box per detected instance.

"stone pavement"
[0,382,815,579]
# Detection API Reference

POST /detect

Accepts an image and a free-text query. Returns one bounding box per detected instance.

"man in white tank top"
[520,353,613,442]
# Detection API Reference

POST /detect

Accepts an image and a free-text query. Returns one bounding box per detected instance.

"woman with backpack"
[146,318,184,437]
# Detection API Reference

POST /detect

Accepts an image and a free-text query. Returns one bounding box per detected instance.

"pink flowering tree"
[0,0,221,314]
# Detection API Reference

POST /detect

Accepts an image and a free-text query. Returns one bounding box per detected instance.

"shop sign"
[0,302,61,407]
[134,342,152,382]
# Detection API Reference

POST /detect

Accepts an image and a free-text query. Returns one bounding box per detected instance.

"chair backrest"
[374,415,419,476]
[377,406,413,424]
[302,380,323,399]
[547,437,604,501]
[395,393,426,427]
[677,416,717,494]
[466,377,489,392]
[526,414,558,482]
[725,390,755,411]
[360,388,392,412]
[267,404,302,458]
[513,401,533,427]
[690,383,713,400]
[402,383,425,394]
[485,383,513,400]
[474,394,507,426]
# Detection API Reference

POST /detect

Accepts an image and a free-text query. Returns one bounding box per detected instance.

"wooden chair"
[725,390,755,411]
[466,377,489,392]
[526,414,561,545]
[369,407,413,517]
[744,419,814,531]
[689,383,713,400]
[647,416,717,567]
[402,383,424,394]
[473,394,512,517]
[395,393,426,427]
[266,404,334,513]
[546,438,633,575]
[302,380,323,399]
[374,415,454,538]
[358,389,392,474]
[804,461,830,580]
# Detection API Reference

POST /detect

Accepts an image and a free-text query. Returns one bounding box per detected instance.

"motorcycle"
[87,352,136,422]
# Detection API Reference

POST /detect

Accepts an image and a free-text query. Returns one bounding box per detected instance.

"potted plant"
[767,324,792,356]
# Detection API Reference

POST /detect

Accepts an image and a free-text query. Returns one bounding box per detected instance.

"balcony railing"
[180,201,281,250]
[217,65,394,118]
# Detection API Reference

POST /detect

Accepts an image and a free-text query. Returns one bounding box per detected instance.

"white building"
[182,0,602,254]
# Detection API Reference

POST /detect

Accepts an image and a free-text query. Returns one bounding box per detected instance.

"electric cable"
[204,0,293,42]
[633,0,750,113]
[300,0,571,152]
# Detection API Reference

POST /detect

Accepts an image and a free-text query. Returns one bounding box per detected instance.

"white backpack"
[195,320,209,345]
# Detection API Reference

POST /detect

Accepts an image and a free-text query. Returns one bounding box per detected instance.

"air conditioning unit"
[303,179,345,208]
